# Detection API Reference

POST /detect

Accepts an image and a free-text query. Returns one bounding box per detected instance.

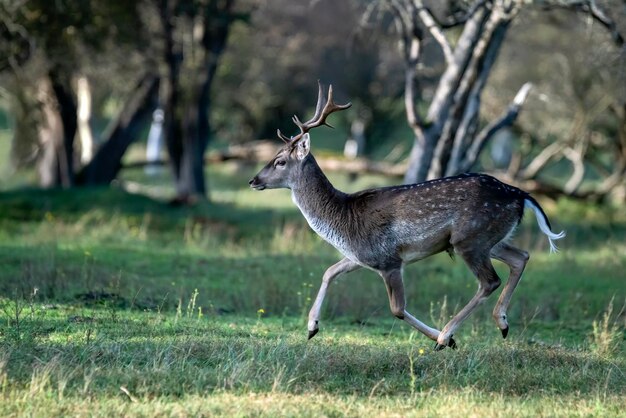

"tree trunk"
[430,18,509,179]
[76,75,94,165]
[76,74,159,185]
[403,5,490,184]
[36,70,77,188]
[36,76,64,188]
[175,95,208,198]
[394,0,622,188]
[160,0,235,202]
[159,0,184,198]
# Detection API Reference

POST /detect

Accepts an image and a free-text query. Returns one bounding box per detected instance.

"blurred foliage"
[487,5,625,179]
[0,0,148,169]
[212,0,406,150]
[0,0,624,192]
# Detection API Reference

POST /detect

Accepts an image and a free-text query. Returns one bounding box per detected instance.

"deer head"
[249,82,351,191]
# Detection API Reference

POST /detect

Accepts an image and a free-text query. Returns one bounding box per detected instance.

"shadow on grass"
[0,246,342,313]
[0,186,284,232]
[0,310,624,399]
[2,183,625,252]
[1,239,623,331]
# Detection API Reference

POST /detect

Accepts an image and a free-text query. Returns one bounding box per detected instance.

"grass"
[0,162,625,417]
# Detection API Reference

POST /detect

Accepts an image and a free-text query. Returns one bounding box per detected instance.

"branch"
[498,177,591,200]
[403,29,424,132]
[413,0,454,64]
[461,82,533,172]
[76,74,160,185]
[429,11,508,178]
[387,0,413,64]
[446,18,512,176]
[359,1,381,30]
[499,172,625,201]
[562,140,588,194]
[586,0,624,46]
[425,3,488,123]
[123,141,407,178]
[513,82,624,200]
[387,1,425,133]
[438,1,487,29]
[518,141,566,180]
[539,0,624,46]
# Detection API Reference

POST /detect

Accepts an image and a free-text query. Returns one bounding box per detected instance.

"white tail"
[524,199,566,253]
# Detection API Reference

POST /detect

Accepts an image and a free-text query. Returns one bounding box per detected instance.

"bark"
[120,135,625,201]
[444,19,513,176]
[403,4,490,183]
[424,5,489,125]
[76,76,94,165]
[36,70,77,188]
[160,0,235,202]
[36,76,64,188]
[394,0,622,187]
[458,82,532,173]
[429,13,508,179]
[122,140,407,177]
[76,74,159,185]
[395,0,427,183]
[160,0,183,192]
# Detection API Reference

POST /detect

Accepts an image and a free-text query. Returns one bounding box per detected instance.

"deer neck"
[290,155,348,231]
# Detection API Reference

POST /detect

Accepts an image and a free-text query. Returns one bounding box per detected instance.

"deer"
[249,82,565,350]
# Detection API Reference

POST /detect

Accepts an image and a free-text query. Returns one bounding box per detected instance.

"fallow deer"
[249,83,565,350]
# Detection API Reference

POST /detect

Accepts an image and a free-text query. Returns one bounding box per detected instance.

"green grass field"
[0,163,625,417]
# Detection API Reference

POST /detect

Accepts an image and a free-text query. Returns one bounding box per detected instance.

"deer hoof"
[434,335,456,351]
[501,326,509,339]
[448,337,457,349]
[308,329,319,340]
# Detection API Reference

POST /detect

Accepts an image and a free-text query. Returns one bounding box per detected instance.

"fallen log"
[120,141,624,201]
[122,140,406,177]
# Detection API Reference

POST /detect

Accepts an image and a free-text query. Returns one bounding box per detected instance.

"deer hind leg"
[308,257,361,340]
[490,243,529,338]
[379,268,443,343]
[436,249,501,349]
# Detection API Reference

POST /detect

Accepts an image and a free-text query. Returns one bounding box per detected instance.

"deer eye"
[275,159,286,168]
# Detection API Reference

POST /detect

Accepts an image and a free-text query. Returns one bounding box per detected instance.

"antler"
[276,81,351,143]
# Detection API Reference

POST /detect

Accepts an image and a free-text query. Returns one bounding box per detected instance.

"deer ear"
[295,133,310,160]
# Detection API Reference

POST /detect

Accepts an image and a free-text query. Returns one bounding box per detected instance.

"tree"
[376,0,623,193]
[494,3,626,200]
[1,0,239,200]
[76,74,160,185]
[1,1,83,187]
[1,0,146,188]
[154,0,239,202]
[78,0,241,197]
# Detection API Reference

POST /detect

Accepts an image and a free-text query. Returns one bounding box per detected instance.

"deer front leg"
[308,258,361,339]
[379,268,444,344]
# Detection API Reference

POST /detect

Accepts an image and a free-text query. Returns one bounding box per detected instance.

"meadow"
[0,162,624,417]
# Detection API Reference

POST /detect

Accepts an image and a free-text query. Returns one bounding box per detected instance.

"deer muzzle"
[248,177,266,191]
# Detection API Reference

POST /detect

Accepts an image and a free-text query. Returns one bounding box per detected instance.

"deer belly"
[400,247,445,263]
[395,221,451,263]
